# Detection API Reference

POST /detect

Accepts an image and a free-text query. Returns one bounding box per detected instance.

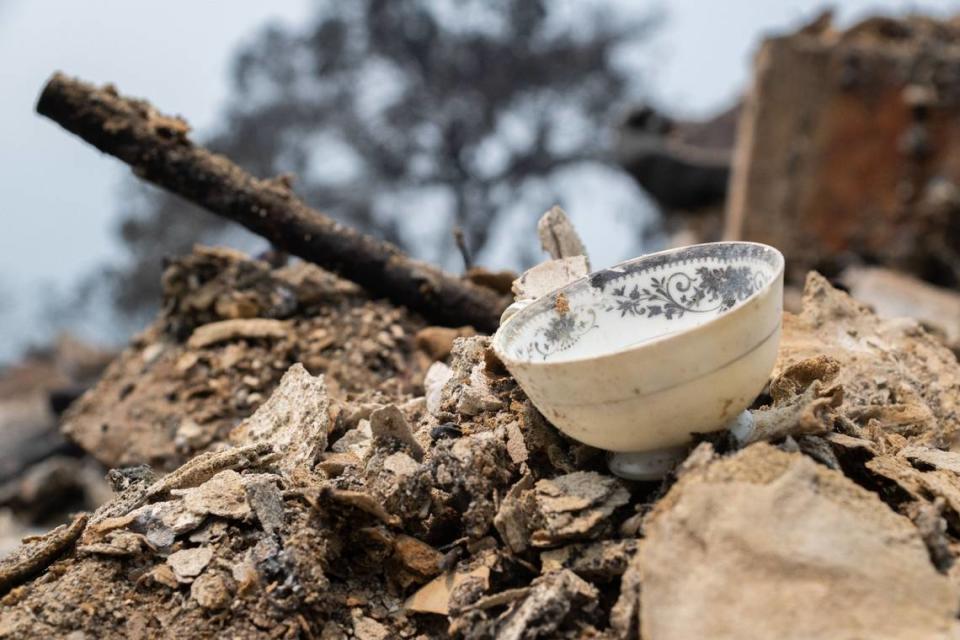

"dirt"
[5,248,960,639]
[62,247,429,470]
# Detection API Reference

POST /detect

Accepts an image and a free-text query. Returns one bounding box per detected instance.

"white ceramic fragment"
[424,362,453,416]
[511,256,590,301]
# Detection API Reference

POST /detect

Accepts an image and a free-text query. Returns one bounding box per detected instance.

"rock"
[76,531,145,557]
[319,621,347,640]
[190,571,232,610]
[317,451,360,477]
[188,520,227,545]
[640,444,959,639]
[130,500,206,549]
[382,451,419,478]
[405,559,494,616]
[610,549,643,640]
[492,569,598,640]
[245,475,284,535]
[143,563,179,590]
[331,420,372,460]
[494,474,535,553]
[495,471,628,553]
[370,404,424,460]
[167,546,213,583]
[441,337,504,417]
[900,446,960,474]
[504,421,528,466]
[320,487,400,527]
[174,469,251,520]
[350,610,389,640]
[230,363,330,476]
[528,472,629,548]
[539,540,638,582]
[431,432,513,539]
[389,534,443,587]
[415,326,476,361]
[143,443,272,501]
[186,318,291,349]
[865,453,960,527]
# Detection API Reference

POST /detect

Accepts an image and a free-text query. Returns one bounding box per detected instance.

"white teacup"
[492,242,784,478]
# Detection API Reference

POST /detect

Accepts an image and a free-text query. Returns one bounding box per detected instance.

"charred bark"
[36,73,508,332]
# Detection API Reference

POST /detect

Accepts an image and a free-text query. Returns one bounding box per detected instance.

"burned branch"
[35,73,508,332]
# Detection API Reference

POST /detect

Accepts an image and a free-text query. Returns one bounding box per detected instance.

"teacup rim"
[492,241,785,367]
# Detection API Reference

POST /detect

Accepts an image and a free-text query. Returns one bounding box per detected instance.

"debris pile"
[62,247,429,470]
[4,248,960,638]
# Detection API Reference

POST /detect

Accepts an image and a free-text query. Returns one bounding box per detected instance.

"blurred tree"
[108,0,654,317]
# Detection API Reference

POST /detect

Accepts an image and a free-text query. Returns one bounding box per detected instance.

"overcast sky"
[1,0,958,362]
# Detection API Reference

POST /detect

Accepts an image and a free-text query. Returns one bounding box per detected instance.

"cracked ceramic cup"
[492,242,784,479]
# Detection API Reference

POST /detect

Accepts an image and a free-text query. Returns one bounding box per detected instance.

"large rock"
[640,444,959,640]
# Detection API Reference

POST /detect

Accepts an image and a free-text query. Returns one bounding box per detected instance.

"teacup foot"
[607,445,689,481]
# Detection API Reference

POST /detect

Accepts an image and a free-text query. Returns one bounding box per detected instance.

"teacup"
[492,242,784,479]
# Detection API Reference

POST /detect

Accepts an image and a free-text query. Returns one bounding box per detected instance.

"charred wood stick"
[36,72,507,332]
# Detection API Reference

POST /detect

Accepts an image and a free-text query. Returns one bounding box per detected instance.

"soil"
[3,250,960,639]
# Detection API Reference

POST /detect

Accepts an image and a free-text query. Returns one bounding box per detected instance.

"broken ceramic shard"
[493,242,784,479]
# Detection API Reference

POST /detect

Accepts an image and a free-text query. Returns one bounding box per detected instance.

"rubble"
[230,362,330,476]
[185,317,292,349]
[481,570,599,640]
[369,404,424,461]
[842,266,960,352]
[415,326,477,362]
[0,513,86,595]
[439,337,505,417]
[167,546,213,582]
[8,240,960,638]
[639,444,959,640]
[27,24,960,634]
[61,247,427,470]
[190,570,232,610]
[775,272,960,451]
[539,540,638,582]
[495,472,629,552]
[174,469,252,519]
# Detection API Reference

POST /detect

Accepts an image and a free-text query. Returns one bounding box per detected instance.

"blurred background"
[2,0,960,365]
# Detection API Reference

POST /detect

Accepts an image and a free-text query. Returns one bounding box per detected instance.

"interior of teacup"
[495,242,783,364]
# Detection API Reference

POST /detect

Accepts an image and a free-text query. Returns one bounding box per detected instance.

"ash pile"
[3,246,960,640]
